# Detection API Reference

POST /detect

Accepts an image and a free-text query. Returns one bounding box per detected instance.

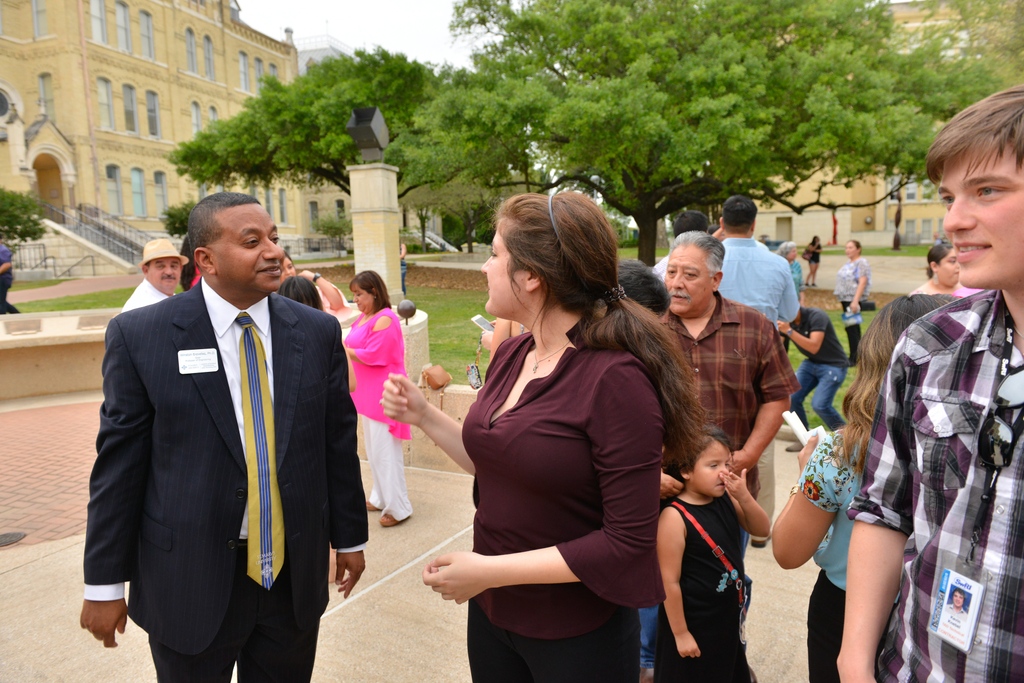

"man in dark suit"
[80,192,368,681]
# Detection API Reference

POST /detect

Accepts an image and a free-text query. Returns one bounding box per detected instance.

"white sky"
[237,0,477,69]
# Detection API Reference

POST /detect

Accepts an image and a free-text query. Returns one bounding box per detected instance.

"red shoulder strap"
[671,500,743,604]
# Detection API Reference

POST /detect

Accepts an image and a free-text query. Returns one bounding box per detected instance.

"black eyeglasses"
[980,369,1024,469]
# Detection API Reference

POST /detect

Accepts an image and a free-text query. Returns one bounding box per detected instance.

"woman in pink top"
[344,270,412,527]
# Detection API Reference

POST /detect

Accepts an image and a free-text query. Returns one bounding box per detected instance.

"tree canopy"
[0,188,45,246]
[423,0,998,263]
[169,48,437,196]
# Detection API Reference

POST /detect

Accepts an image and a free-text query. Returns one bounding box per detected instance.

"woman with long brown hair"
[383,192,705,681]
[771,294,950,683]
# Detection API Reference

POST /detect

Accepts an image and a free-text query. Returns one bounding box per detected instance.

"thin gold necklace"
[532,338,570,373]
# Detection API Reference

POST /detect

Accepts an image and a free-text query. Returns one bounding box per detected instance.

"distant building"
[0,0,316,242]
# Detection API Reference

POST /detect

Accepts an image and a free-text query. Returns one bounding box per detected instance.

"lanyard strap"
[671,500,743,605]
[969,305,1019,562]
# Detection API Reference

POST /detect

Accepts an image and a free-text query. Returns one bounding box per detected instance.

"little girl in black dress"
[655,427,771,683]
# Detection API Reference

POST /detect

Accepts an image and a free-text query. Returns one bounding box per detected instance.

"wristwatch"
[312,272,322,283]
[784,328,793,337]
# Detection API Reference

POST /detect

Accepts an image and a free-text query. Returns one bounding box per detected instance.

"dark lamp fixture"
[346,107,389,162]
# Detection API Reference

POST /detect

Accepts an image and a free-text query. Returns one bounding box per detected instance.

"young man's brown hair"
[926,84,1024,183]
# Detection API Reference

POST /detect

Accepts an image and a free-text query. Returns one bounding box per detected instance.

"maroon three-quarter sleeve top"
[462,323,666,640]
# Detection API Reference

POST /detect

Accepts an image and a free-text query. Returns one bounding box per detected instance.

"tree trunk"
[635,212,659,266]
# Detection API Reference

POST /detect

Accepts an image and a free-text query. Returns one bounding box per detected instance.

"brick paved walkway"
[0,401,99,545]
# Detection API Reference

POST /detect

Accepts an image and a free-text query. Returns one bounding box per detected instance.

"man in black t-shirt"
[777,306,849,434]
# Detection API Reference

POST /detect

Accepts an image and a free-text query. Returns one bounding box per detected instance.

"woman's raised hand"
[382,373,429,427]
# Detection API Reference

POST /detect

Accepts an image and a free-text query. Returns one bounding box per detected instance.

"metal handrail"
[58,255,96,278]
[76,204,153,247]
[29,256,58,277]
[40,202,143,264]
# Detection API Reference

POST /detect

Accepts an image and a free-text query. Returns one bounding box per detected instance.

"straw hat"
[140,238,189,268]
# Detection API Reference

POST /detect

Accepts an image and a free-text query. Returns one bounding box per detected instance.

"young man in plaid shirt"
[841,85,1024,682]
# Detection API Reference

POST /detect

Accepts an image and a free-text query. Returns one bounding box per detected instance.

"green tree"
[0,188,45,245]
[418,0,997,264]
[312,214,353,240]
[162,200,195,237]
[921,0,1024,89]
[169,48,437,195]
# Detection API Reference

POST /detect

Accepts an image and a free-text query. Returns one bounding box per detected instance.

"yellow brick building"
[0,0,312,239]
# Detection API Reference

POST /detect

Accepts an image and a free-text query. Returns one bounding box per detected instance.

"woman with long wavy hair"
[383,192,705,681]
[772,294,950,683]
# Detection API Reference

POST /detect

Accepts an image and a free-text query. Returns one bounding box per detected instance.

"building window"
[921,218,933,241]
[208,106,217,122]
[268,63,277,78]
[190,101,201,134]
[308,201,318,226]
[203,36,215,80]
[198,183,208,199]
[238,51,249,91]
[254,57,264,92]
[139,11,153,59]
[38,73,55,124]
[122,84,136,132]
[154,171,167,214]
[115,2,131,52]
[248,183,257,197]
[264,188,273,218]
[905,219,917,241]
[145,90,160,137]
[97,77,114,129]
[278,189,287,223]
[905,180,918,202]
[90,0,107,43]
[105,164,123,215]
[335,199,345,217]
[185,29,197,73]
[32,0,48,37]
[130,168,146,216]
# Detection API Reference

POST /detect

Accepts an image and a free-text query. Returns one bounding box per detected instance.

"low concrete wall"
[1,307,473,473]
[0,310,116,400]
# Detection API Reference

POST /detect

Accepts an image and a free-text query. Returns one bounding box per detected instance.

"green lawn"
[853,245,932,258]
[16,288,136,313]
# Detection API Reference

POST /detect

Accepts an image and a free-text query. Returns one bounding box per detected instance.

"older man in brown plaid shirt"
[661,231,798,542]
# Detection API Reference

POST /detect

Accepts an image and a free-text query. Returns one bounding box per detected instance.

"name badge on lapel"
[178,349,219,374]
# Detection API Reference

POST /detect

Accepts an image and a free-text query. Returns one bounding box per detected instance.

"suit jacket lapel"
[270,294,303,467]
[171,286,246,472]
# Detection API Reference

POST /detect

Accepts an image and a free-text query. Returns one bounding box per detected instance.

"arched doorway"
[34,153,64,209]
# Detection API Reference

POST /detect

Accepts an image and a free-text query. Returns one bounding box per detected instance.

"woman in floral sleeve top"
[771,295,949,683]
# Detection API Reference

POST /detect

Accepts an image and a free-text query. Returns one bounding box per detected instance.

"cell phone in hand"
[471,315,495,333]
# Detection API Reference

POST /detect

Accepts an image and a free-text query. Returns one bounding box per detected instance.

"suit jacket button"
[227,540,238,550]
[235,488,245,499]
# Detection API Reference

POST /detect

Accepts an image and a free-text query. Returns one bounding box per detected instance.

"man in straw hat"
[121,238,188,312]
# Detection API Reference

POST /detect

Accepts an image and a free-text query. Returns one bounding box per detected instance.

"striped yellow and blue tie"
[237,312,285,589]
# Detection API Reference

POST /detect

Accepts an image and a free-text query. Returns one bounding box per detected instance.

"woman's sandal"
[379,513,408,527]
[365,501,381,512]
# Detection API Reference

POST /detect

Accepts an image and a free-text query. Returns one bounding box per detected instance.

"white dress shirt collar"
[201,279,271,340]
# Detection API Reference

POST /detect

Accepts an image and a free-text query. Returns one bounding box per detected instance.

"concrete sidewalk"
[0,392,817,682]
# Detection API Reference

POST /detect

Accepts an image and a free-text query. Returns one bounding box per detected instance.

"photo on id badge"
[929,568,983,652]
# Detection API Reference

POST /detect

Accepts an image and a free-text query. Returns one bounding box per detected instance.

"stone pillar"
[347,162,402,299]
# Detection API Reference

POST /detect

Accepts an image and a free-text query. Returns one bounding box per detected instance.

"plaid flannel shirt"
[850,289,1024,682]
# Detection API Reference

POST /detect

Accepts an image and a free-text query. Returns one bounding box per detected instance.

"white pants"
[364,417,413,521]
[751,441,775,542]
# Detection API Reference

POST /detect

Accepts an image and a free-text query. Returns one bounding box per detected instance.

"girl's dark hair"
[926,243,953,278]
[278,276,323,311]
[810,236,820,246]
[667,425,732,479]
[495,193,706,465]
[179,234,197,291]
[840,294,950,473]
[350,270,390,313]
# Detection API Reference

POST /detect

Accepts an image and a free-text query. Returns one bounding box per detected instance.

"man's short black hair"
[721,195,757,232]
[672,210,710,238]
[188,192,262,250]
[618,259,670,315]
